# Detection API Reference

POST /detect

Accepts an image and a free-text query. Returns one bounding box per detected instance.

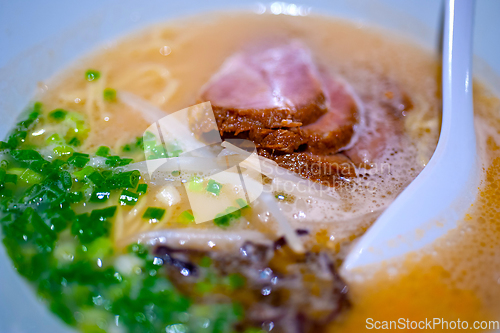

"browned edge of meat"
[259,149,357,186]
[211,92,327,134]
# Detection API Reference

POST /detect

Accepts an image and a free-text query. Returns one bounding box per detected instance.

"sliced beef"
[199,40,414,184]
[248,128,307,153]
[345,78,413,167]
[259,149,356,186]
[224,128,307,153]
[200,41,328,133]
[302,71,359,154]
[241,72,360,155]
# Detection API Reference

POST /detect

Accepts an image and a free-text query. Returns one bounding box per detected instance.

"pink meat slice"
[345,79,413,167]
[302,71,359,154]
[200,41,328,133]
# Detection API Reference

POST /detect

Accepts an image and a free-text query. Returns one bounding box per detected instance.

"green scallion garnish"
[19,169,43,185]
[119,190,139,206]
[177,210,195,224]
[48,109,67,122]
[214,206,241,227]
[73,166,95,181]
[106,170,140,189]
[137,184,148,195]
[88,171,105,185]
[143,207,165,221]
[90,190,111,203]
[53,145,74,157]
[236,198,248,209]
[4,173,17,185]
[85,69,100,82]
[96,146,110,157]
[105,155,133,167]
[103,88,117,102]
[188,176,203,192]
[206,179,222,196]
[67,152,90,168]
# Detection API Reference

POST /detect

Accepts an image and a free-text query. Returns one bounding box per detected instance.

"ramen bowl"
[1,1,499,332]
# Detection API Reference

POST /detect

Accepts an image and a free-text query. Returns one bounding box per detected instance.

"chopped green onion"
[48,109,67,122]
[67,152,90,168]
[46,133,62,144]
[71,206,116,243]
[206,179,222,196]
[67,137,81,147]
[90,190,111,203]
[121,136,144,153]
[119,190,139,206]
[0,189,13,199]
[127,243,148,258]
[32,102,42,114]
[85,69,100,82]
[86,237,114,260]
[144,139,167,160]
[165,141,183,157]
[6,131,27,150]
[101,170,113,179]
[7,167,24,176]
[105,156,133,167]
[121,144,131,152]
[236,198,249,209]
[106,170,140,189]
[188,176,203,192]
[73,166,95,181]
[135,136,144,148]
[52,145,73,157]
[214,206,241,228]
[19,169,43,185]
[68,153,90,168]
[103,88,117,102]
[4,173,17,185]
[88,171,105,185]
[142,207,165,221]
[67,191,83,203]
[50,159,67,172]
[91,206,117,220]
[96,146,110,157]
[11,149,49,173]
[177,210,194,224]
[0,141,10,151]
[137,184,148,194]
[63,113,89,147]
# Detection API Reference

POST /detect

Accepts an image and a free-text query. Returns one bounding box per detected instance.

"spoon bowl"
[342,0,478,271]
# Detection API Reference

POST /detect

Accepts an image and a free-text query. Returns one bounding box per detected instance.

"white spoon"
[342,0,477,271]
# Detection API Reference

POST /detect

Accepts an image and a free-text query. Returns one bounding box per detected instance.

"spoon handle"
[441,0,475,157]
